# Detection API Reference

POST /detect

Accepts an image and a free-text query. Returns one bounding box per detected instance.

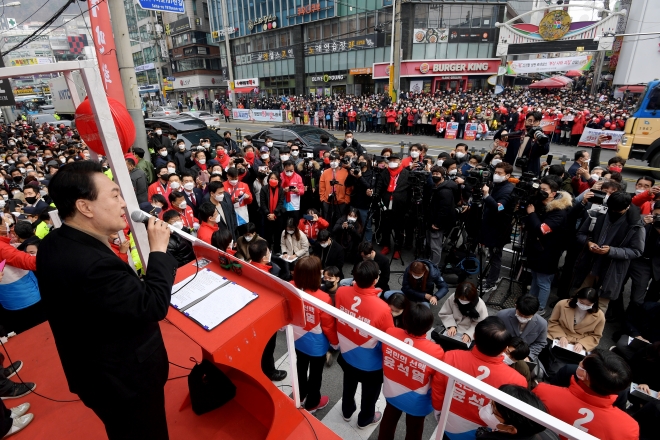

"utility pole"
[107,0,150,158]
[392,0,402,103]
[219,0,236,107]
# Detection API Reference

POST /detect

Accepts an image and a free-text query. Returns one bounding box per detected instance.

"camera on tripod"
[408,170,429,204]
[466,168,492,207]
[511,172,541,209]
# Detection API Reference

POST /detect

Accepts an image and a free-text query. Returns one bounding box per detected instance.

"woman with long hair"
[399,259,449,307]
[260,172,285,253]
[280,217,310,263]
[438,281,488,348]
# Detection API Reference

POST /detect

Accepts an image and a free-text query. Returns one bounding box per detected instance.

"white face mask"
[285,171,294,177]
[516,314,531,324]
[448,169,458,176]
[178,201,187,209]
[261,153,270,160]
[0,201,4,209]
[491,159,502,166]
[178,144,185,150]
[346,137,353,143]
[280,155,290,162]
[203,143,210,148]
[169,181,180,190]
[320,242,329,248]
[266,142,273,148]
[291,150,299,157]
[577,302,593,311]
[167,167,177,174]
[243,141,249,147]
[228,179,238,186]
[411,273,423,280]
[330,161,339,169]
[635,189,646,195]
[286,230,294,234]
[410,151,420,159]
[493,174,507,183]
[479,404,502,431]
[502,354,515,366]
[155,130,162,135]
[198,159,206,165]
[183,182,194,191]
[244,234,254,242]
[458,299,471,305]
[214,193,224,202]
[436,160,444,167]
[590,174,600,182]
[2,195,7,200]
[160,150,168,157]
[388,161,400,169]
[172,221,183,229]
[455,152,465,159]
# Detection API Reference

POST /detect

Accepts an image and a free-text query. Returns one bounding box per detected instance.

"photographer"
[480,162,515,294]
[296,153,322,212]
[524,176,573,315]
[516,112,550,177]
[332,208,363,262]
[349,154,377,243]
[401,143,424,169]
[376,154,411,259]
[425,166,458,266]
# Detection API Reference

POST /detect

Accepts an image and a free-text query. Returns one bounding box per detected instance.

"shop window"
[414,4,428,28]
[467,43,478,58]
[412,44,425,60]
[425,44,437,60]
[457,43,469,58]
[203,2,209,19]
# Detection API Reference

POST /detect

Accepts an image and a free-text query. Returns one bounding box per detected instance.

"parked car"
[251,125,341,155]
[180,111,220,128]
[145,116,224,150]
[29,113,73,127]
[151,106,178,117]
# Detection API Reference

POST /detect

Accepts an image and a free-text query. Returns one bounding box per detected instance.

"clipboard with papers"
[630,383,659,402]
[170,269,259,331]
[628,336,651,351]
[551,339,587,363]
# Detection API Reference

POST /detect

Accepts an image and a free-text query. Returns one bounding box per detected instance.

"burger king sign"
[419,63,430,74]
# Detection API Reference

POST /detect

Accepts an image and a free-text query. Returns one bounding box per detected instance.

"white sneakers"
[3,403,33,438]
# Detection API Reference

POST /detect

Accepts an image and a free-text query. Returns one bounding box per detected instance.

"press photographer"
[480,162,515,294]
[425,166,459,266]
[514,112,550,177]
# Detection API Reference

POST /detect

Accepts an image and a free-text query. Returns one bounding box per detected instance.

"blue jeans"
[357,208,373,243]
[530,271,554,310]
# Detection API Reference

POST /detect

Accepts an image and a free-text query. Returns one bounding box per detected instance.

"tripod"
[484,213,528,308]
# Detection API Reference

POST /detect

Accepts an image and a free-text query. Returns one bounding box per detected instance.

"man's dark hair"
[455,143,468,151]
[357,241,374,256]
[526,111,543,122]
[353,260,380,288]
[605,171,622,183]
[494,161,513,175]
[548,164,566,177]
[317,229,330,242]
[601,180,621,192]
[540,175,560,193]
[323,266,341,278]
[516,295,540,316]
[226,167,238,178]
[14,221,34,240]
[283,160,294,169]
[48,161,103,220]
[168,191,184,204]
[474,316,511,357]
[405,303,434,337]
[162,209,181,223]
[574,150,588,161]
[606,191,632,212]
[223,131,232,137]
[345,130,353,136]
[198,202,216,223]
[207,181,224,194]
[134,148,145,158]
[248,239,269,263]
[245,222,257,234]
[125,158,136,167]
[582,349,632,396]
[508,337,530,361]
[211,228,233,251]
[608,156,626,166]
[320,134,329,143]
[494,385,548,437]
[636,176,655,186]
[180,172,194,181]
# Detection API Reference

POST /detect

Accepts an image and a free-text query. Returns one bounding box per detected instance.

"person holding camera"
[332,208,363,261]
[348,153,377,243]
[516,112,550,177]
[480,162,515,294]
[524,176,573,315]
[376,154,410,259]
[425,165,458,266]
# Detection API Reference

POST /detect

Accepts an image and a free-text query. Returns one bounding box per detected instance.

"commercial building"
[612,0,657,87]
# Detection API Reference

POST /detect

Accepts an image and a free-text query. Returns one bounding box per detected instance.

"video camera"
[408,170,429,204]
[466,168,492,207]
[511,172,542,209]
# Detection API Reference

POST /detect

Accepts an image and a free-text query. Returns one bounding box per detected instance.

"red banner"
[464,123,477,141]
[445,122,458,139]
[88,0,125,107]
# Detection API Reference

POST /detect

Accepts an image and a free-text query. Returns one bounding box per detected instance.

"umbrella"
[565,70,583,77]
[528,76,573,89]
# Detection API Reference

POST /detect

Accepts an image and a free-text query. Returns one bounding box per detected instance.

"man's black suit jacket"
[36,224,178,400]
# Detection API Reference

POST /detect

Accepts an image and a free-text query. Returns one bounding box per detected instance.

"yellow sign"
[14,86,50,95]
[388,65,394,98]
[211,31,219,39]
[349,68,372,75]
[230,81,235,90]
[576,46,584,52]
[539,10,571,41]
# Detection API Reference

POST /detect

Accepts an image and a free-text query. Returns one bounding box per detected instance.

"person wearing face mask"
[340,130,365,156]
[480,162,515,294]
[9,169,24,190]
[206,181,238,242]
[162,210,196,267]
[631,176,660,209]
[311,229,345,278]
[124,158,149,204]
[189,150,210,180]
[195,202,219,245]
[172,141,191,175]
[289,143,302,166]
[534,350,638,440]
[280,217,310,266]
[431,317,527,439]
[567,150,590,178]
[153,146,170,169]
[132,148,155,184]
[502,338,532,388]
[401,144,423,169]
[319,153,352,225]
[21,184,48,212]
[523,177,573,315]
[167,191,198,233]
[497,295,547,361]
[312,134,331,161]
[280,159,305,223]
[223,167,253,227]
[332,207,363,259]
[375,155,410,259]
[475,385,552,439]
[222,131,239,156]
[260,172,286,252]
[574,191,645,313]
[391,259,449,308]
[262,136,280,161]
[180,173,203,217]
[450,143,469,166]
[148,165,173,201]
[438,281,488,348]
[234,222,266,262]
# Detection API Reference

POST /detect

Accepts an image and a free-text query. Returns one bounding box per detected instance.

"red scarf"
[245,151,256,165]
[216,153,230,169]
[268,187,279,215]
[387,166,403,193]
[194,159,207,171]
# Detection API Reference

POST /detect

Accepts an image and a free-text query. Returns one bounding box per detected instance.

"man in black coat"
[425,165,458,266]
[207,181,238,242]
[311,229,346,278]
[376,154,410,259]
[148,125,173,159]
[36,162,177,440]
[518,111,550,177]
[480,161,515,294]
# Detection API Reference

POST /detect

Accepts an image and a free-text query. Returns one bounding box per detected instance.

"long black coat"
[480,180,514,248]
[36,224,178,399]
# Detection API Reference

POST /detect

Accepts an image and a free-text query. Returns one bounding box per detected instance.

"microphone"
[129,210,217,250]
[130,209,152,227]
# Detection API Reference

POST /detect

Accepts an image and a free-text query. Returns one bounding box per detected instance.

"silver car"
[151,106,178,117]
[180,111,220,128]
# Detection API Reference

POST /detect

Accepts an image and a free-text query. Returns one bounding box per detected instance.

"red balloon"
[75,97,136,155]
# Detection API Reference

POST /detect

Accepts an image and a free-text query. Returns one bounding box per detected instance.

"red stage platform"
[5,321,337,439]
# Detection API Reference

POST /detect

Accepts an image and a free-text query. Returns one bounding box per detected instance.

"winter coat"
[480,180,515,248]
[547,299,605,351]
[280,230,310,258]
[425,177,458,232]
[438,293,488,340]
[571,113,586,135]
[311,239,345,278]
[350,168,377,210]
[401,259,449,303]
[574,206,645,300]
[376,168,411,220]
[524,191,573,274]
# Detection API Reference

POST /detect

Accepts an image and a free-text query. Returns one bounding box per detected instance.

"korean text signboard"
[137,0,184,13]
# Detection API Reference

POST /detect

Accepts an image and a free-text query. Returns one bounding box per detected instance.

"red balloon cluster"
[75,97,136,155]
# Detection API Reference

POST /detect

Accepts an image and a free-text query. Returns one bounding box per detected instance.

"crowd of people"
[0,83,654,439]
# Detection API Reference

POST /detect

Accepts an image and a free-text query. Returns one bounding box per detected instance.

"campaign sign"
[578,127,624,150]
[445,122,459,139]
[464,123,478,140]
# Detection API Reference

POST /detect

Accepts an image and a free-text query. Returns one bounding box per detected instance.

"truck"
[47,72,87,119]
[617,80,660,178]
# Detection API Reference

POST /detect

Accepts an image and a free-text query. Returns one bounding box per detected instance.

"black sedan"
[251,125,341,155]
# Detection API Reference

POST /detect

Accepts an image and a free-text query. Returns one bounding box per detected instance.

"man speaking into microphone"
[36,162,177,440]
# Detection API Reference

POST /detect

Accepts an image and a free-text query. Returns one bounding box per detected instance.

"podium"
[167,244,341,440]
